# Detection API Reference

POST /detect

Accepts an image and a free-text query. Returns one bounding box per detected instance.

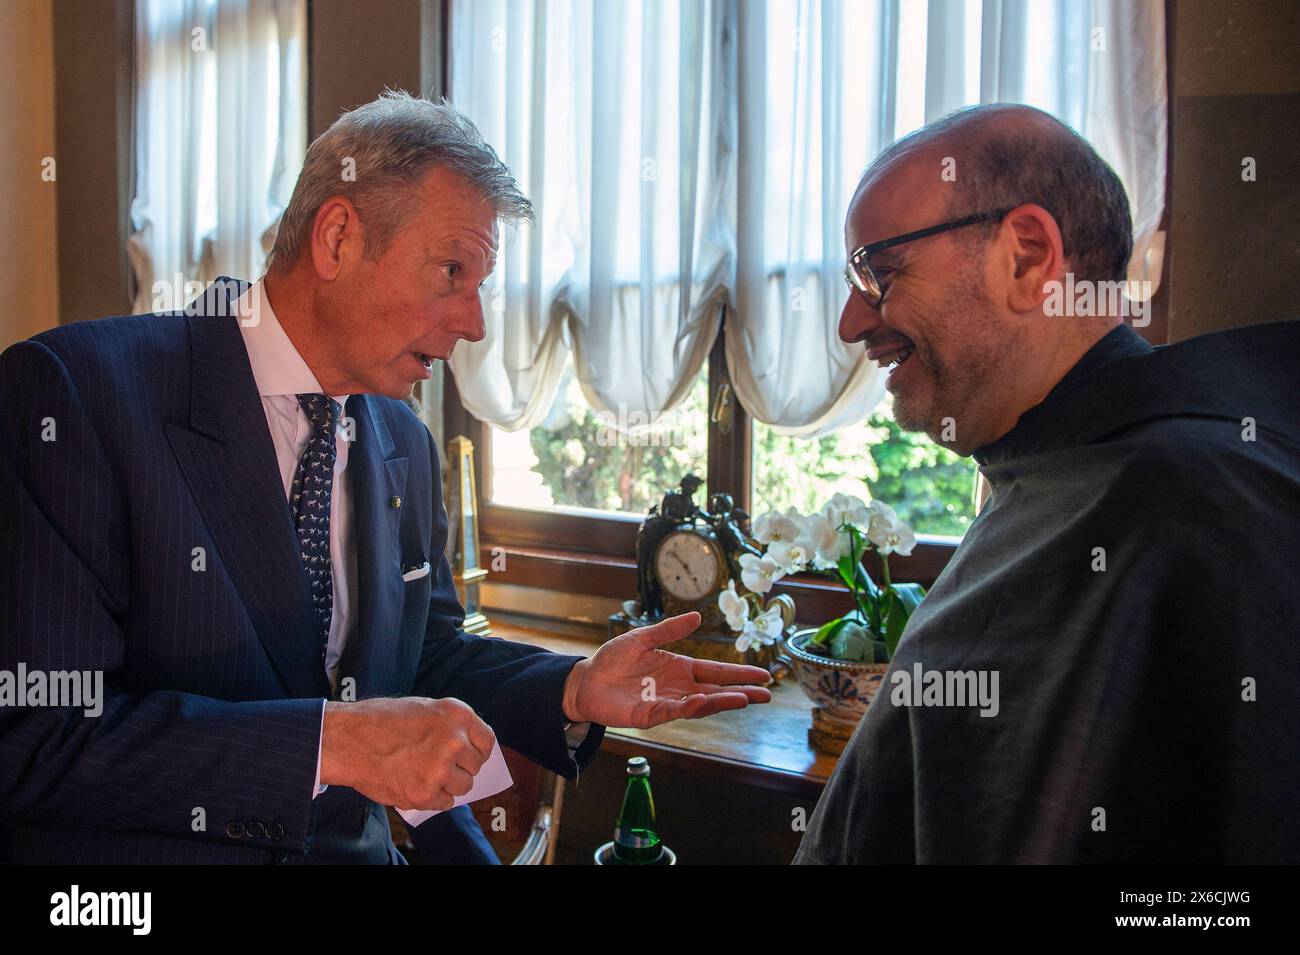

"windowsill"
[474,533,964,795]
[486,612,837,796]
[477,535,959,624]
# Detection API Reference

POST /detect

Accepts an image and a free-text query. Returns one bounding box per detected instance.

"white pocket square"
[401,561,431,582]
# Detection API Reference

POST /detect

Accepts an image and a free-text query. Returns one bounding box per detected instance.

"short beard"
[892,269,1013,452]
[891,383,936,437]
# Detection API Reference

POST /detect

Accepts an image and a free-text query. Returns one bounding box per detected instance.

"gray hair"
[266,90,532,273]
[867,105,1133,283]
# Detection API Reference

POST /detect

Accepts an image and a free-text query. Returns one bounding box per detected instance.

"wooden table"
[491,615,840,864]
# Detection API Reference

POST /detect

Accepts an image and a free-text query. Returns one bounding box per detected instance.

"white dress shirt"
[236,278,589,808]
[237,279,350,799]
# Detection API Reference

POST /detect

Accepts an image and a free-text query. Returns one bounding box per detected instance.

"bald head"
[859,104,1133,283]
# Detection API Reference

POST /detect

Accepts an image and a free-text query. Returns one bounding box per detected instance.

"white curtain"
[972,0,1166,294]
[129,0,306,313]
[448,0,733,434]
[448,0,1167,435]
[731,0,894,436]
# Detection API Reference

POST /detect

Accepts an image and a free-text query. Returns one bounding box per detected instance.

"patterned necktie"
[290,393,341,662]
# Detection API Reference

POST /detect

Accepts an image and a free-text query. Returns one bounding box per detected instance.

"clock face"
[654,530,723,603]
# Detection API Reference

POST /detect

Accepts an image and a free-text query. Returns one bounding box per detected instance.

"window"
[488,381,977,539]
[490,358,711,517]
[446,0,1166,585]
[754,396,977,539]
[129,0,306,313]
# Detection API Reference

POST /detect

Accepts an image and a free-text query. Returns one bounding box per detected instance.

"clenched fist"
[319,696,495,811]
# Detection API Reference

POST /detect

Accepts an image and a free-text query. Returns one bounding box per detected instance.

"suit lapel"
[165,279,330,699]
[340,394,409,698]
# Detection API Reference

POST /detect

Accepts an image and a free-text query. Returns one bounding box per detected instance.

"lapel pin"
[390,496,402,509]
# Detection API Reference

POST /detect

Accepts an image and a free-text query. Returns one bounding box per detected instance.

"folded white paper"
[396,740,514,827]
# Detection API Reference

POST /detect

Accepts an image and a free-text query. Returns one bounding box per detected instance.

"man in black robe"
[795,105,1299,864]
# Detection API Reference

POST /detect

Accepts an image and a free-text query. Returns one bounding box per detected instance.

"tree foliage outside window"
[492,366,976,538]
[492,367,709,515]
[753,398,977,538]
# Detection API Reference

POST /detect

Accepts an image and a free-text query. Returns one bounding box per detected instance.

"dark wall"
[309,0,442,139]
[53,0,133,324]
[1166,0,1300,341]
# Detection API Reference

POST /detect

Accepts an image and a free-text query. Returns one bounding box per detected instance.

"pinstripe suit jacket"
[0,278,603,863]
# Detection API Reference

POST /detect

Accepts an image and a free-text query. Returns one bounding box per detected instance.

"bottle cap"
[626,756,650,776]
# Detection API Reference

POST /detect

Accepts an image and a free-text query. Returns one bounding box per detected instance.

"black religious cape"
[795,320,1300,864]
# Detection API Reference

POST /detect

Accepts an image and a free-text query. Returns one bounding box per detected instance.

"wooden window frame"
[435,0,1176,619]
[444,310,962,621]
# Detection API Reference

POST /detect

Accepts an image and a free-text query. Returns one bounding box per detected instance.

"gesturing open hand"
[561,612,773,728]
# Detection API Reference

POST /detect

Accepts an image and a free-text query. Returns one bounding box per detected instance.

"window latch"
[710,382,733,435]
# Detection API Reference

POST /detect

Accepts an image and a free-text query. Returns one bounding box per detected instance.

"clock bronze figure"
[612,474,791,676]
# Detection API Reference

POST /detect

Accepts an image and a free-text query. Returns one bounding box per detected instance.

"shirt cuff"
[564,720,593,752]
[313,699,328,799]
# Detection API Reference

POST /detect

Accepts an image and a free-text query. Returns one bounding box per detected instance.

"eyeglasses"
[844,207,1016,308]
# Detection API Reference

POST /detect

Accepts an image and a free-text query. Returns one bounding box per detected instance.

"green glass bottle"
[611,757,664,864]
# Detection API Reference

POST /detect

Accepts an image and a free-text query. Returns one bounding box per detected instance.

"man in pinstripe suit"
[0,93,771,863]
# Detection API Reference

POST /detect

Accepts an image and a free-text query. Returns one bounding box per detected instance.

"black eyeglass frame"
[845,207,1016,307]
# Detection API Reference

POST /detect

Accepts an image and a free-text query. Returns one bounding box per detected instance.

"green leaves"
[892,582,926,615]
[804,512,928,665]
[811,617,850,646]
[882,582,926,659]
[810,615,887,664]
[752,407,977,538]
[816,561,926,662]
[836,552,882,598]
[829,623,874,662]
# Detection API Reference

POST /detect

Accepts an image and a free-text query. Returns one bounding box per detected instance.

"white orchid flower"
[739,552,784,595]
[821,492,870,533]
[867,499,917,556]
[867,499,899,525]
[754,603,786,641]
[796,512,848,568]
[717,579,750,632]
[752,507,803,545]
[766,539,809,575]
[734,604,785,652]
